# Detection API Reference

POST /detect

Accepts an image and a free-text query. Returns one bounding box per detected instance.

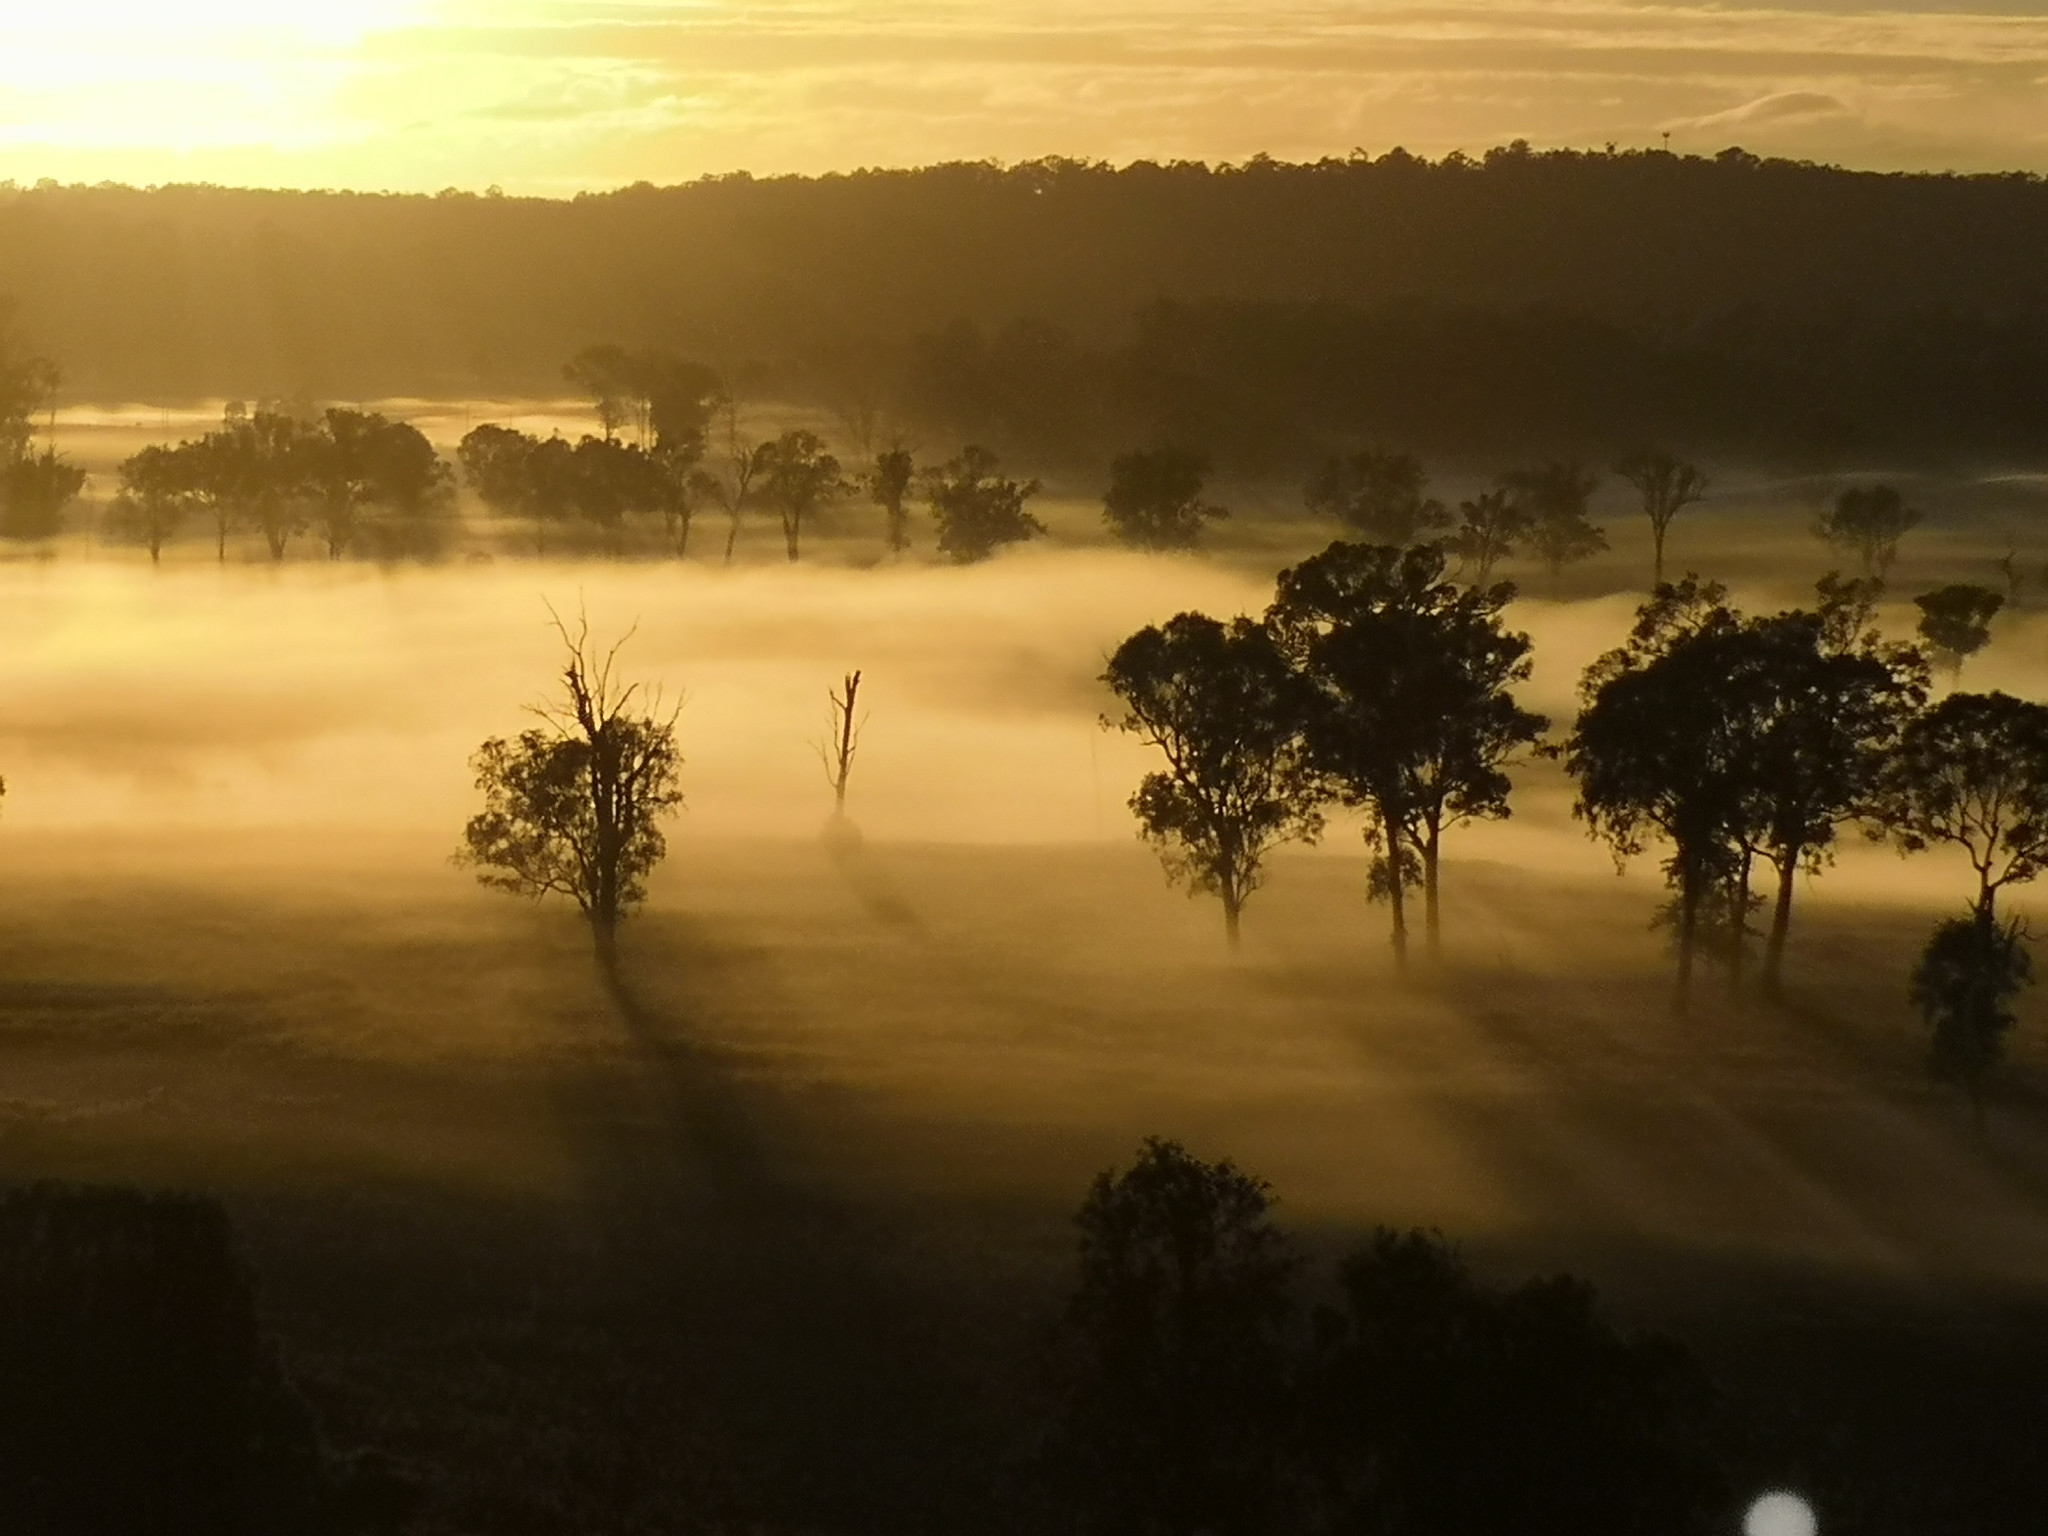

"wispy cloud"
[2,1,2044,191]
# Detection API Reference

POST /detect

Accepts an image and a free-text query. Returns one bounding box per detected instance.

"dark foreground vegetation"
[7,149,2048,467]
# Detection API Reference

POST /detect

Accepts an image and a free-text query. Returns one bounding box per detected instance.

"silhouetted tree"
[564,343,635,442]
[1048,1139,1298,1536]
[1875,691,2048,927]
[926,444,1046,563]
[566,435,666,548]
[1567,578,1754,1014]
[1303,1227,1726,1536]
[1914,583,2003,677]
[0,312,57,469]
[759,429,843,562]
[0,449,85,540]
[1817,484,1920,578]
[1103,614,1323,945]
[565,345,721,461]
[645,358,723,468]
[1739,589,1927,997]
[219,408,325,561]
[1911,912,2033,1128]
[1269,542,1546,966]
[460,615,684,965]
[1615,448,1708,588]
[1505,460,1605,584]
[1443,489,1529,585]
[311,409,451,559]
[1103,446,1227,551]
[870,446,916,553]
[700,396,771,565]
[1305,449,1447,545]
[110,444,193,563]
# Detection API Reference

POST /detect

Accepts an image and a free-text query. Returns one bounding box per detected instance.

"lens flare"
[1746,1491,1818,1536]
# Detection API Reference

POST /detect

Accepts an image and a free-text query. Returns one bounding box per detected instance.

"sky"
[1,0,2045,194]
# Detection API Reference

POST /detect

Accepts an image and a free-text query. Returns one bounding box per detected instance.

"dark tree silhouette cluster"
[1567,576,1927,1012]
[0,309,82,541]
[1043,1139,1729,1536]
[1106,541,1546,959]
[114,403,451,563]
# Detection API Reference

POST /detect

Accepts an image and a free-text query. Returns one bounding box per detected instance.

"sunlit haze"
[3,0,2046,192]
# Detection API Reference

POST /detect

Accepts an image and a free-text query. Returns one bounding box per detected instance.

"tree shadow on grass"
[537,932,1025,1536]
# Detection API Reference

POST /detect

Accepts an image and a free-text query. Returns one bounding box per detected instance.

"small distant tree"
[1048,1138,1298,1536]
[1305,449,1448,545]
[1817,484,1920,578]
[0,329,78,542]
[1103,446,1227,551]
[566,435,666,549]
[0,450,85,540]
[311,408,451,559]
[1615,448,1708,588]
[460,616,685,966]
[698,396,771,565]
[870,447,916,553]
[927,445,1045,564]
[758,429,843,562]
[1874,690,2048,926]
[1911,912,2032,1128]
[563,344,635,442]
[1443,489,1530,585]
[109,444,193,563]
[1914,583,2003,677]
[1102,614,1323,946]
[1504,460,1606,585]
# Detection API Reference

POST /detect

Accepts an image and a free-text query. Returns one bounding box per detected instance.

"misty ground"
[2,827,2047,1532]
[5,415,2048,1530]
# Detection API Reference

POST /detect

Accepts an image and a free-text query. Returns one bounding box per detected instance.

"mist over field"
[10,151,2048,1535]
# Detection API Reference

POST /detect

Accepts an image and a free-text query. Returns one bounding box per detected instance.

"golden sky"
[3,0,2045,192]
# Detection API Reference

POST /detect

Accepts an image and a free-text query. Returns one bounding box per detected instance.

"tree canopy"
[1102,613,1323,945]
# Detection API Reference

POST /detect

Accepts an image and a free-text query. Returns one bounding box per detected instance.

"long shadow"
[537,937,1028,1536]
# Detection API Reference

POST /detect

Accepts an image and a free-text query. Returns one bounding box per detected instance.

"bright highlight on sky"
[3,0,2045,193]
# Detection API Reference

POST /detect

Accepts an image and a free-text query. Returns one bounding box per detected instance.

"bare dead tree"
[820,670,863,815]
[460,608,684,967]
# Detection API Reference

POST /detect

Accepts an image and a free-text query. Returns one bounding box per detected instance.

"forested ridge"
[7,145,2048,468]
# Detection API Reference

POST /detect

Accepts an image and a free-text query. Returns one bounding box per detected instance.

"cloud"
[1669,90,1856,134]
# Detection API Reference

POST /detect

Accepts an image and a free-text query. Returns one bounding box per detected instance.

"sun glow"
[1,1,2045,192]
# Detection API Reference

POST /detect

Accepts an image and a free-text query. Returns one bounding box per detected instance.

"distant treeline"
[6,147,2048,469]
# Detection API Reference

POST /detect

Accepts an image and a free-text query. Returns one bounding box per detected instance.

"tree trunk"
[1729,849,1753,1001]
[1674,873,1698,1017]
[1422,819,1442,959]
[1382,807,1409,977]
[1762,855,1797,999]
[1652,523,1666,589]
[1223,891,1242,950]
[783,512,800,562]
[724,513,742,565]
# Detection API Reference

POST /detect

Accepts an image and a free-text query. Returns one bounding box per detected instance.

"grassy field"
[1,823,2047,1530]
[0,482,2046,1528]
